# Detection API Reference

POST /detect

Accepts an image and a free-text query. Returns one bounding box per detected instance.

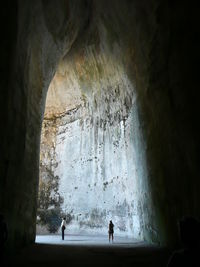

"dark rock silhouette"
[167,217,200,267]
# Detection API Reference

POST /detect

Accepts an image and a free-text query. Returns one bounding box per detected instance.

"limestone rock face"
[38,37,148,238]
[1,0,199,249]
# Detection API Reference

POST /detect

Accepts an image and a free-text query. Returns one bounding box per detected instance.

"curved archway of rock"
[1,0,199,249]
[37,36,150,239]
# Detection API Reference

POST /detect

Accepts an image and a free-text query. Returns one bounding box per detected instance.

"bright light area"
[36,234,146,247]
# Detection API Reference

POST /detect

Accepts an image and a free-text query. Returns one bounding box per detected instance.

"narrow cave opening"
[36,43,151,242]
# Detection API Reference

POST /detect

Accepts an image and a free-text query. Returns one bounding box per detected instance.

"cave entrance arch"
[3,0,198,250]
[36,38,151,241]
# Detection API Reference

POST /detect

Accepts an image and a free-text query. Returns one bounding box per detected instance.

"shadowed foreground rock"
[5,243,170,267]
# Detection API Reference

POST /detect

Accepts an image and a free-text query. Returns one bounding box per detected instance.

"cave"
[0,0,200,266]
[37,46,149,239]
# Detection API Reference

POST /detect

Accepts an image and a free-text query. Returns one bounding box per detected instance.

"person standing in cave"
[108,220,114,242]
[61,217,66,240]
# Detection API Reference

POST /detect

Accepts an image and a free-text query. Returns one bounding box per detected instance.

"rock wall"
[1,0,199,249]
[38,46,150,239]
[0,0,91,248]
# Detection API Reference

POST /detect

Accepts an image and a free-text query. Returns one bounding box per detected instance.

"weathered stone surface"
[38,74,142,237]
[37,25,151,238]
[0,0,200,249]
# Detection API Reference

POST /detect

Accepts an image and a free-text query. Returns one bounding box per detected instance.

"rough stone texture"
[38,67,144,237]
[0,0,91,248]
[0,0,200,249]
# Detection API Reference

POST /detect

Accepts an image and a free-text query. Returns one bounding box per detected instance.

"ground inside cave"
[36,234,142,246]
[4,235,171,267]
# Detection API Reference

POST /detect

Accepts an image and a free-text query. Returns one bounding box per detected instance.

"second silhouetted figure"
[108,220,114,242]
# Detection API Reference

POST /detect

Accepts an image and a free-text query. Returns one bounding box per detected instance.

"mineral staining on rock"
[37,118,64,233]
[37,23,149,239]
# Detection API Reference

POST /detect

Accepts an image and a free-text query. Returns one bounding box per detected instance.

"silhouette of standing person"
[61,217,66,240]
[0,214,8,262]
[167,216,200,267]
[108,220,114,242]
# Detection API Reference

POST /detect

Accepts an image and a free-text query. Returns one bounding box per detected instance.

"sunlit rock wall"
[38,43,149,238]
[55,102,140,237]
